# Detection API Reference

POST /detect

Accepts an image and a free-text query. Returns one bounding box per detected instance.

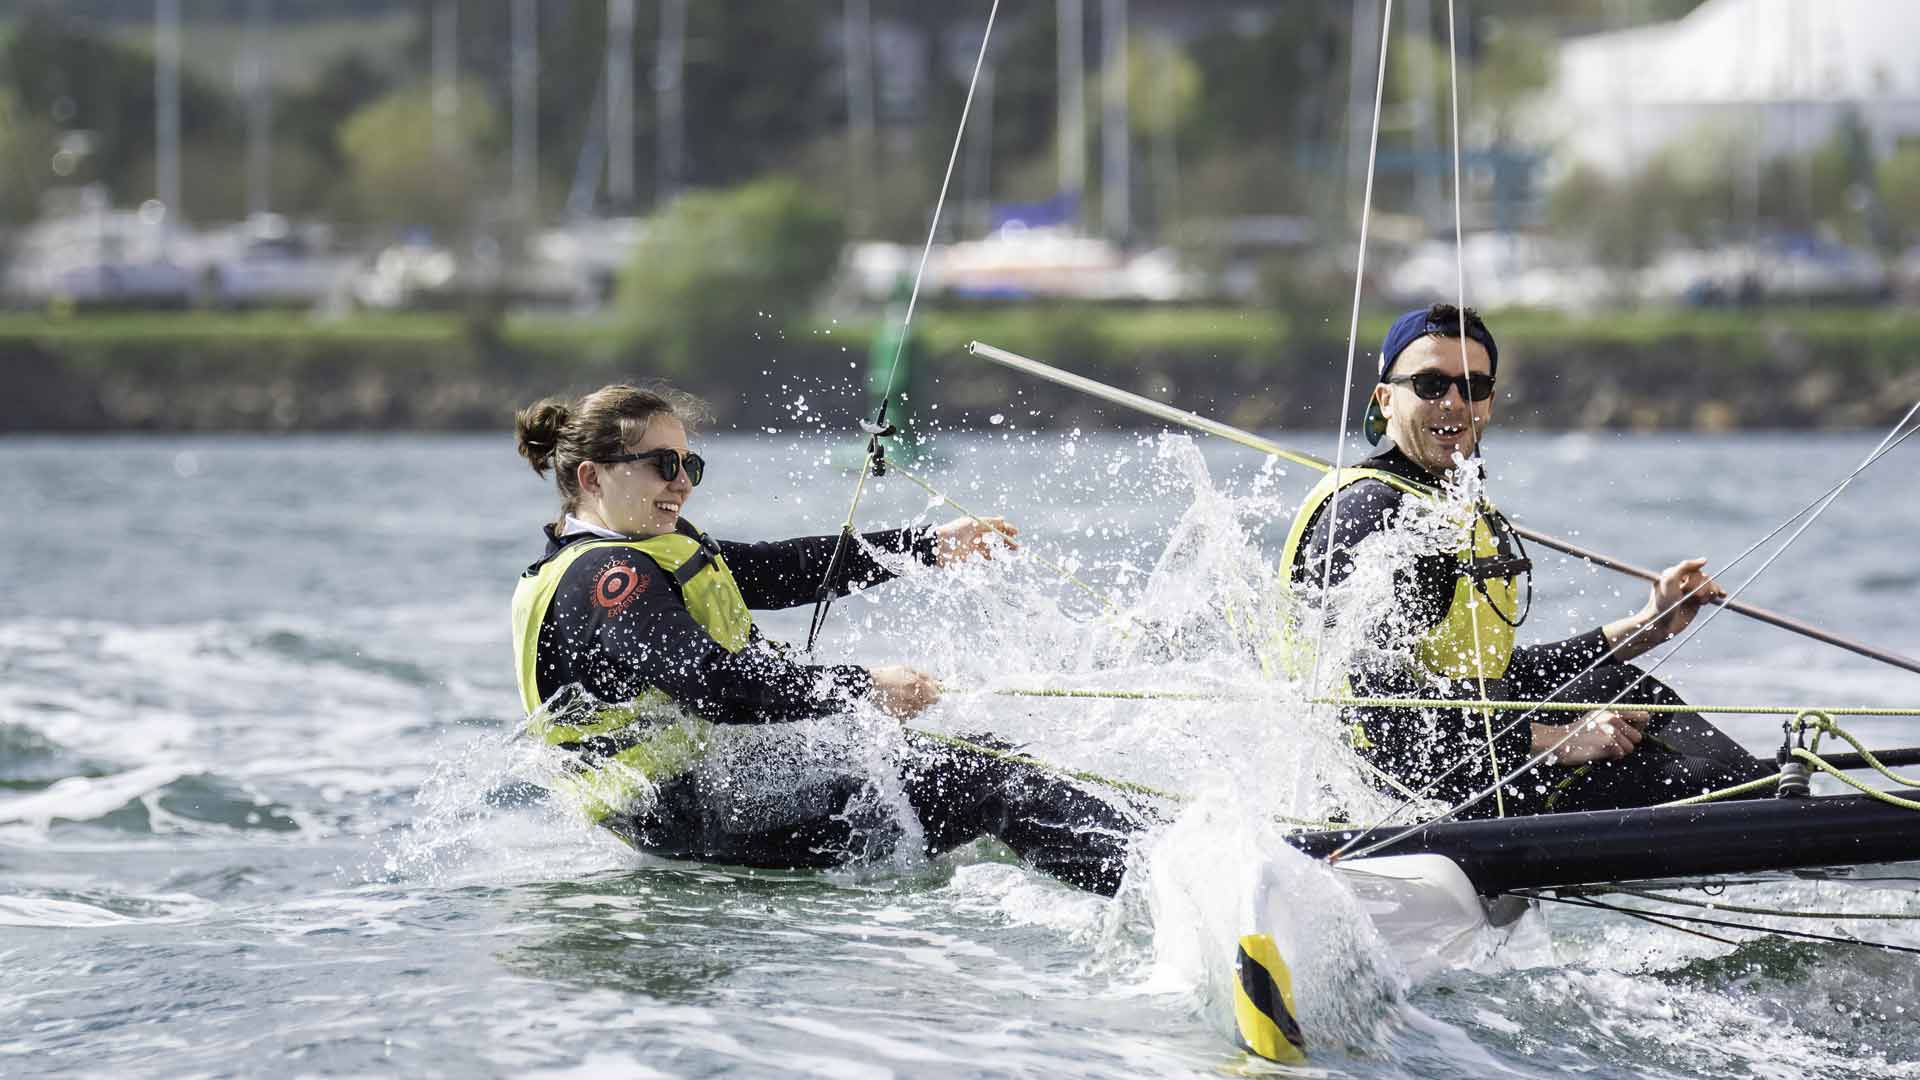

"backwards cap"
[1364,304,1499,444]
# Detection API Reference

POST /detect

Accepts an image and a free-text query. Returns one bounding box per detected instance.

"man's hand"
[1532,709,1649,765]
[933,515,1019,567]
[1604,557,1726,661]
[868,665,940,719]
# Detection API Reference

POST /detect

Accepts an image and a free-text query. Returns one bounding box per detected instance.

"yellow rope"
[964,688,1920,814]
[1793,711,1920,786]
[1657,773,1783,807]
[1324,696,1920,717]
[1658,710,1920,810]
[908,727,1344,829]
[974,686,1920,717]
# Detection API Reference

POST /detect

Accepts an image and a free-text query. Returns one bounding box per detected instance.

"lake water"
[3,428,1917,1077]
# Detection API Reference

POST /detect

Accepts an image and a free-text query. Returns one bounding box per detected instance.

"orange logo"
[591,561,648,615]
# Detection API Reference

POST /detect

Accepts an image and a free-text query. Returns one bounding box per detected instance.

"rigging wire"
[804,0,1002,655]
[1443,0,1505,816]
[1568,885,1920,922]
[1511,890,1920,957]
[1302,0,1396,812]
[1328,402,1920,863]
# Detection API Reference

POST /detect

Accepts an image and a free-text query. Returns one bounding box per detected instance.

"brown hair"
[514,383,710,515]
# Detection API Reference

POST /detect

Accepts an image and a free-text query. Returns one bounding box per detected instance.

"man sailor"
[1282,304,1772,817]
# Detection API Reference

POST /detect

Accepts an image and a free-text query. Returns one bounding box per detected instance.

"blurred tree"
[0,8,234,205]
[1466,20,1554,142]
[337,81,499,237]
[1805,108,1884,249]
[1877,144,1920,249]
[615,177,845,370]
[403,0,835,215]
[0,88,54,225]
[277,53,395,186]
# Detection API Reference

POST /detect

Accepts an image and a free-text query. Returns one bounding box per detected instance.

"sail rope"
[966,687,1920,717]
[1305,0,1396,720]
[1550,884,1920,922]
[905,727,1345,829]
[1443,0,1506,817]
[804,0,1002,655]
[1507,891,1920,957]
[932,688,1920,815]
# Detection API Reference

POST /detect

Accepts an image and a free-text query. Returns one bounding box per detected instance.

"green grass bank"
[4,306,1917,433]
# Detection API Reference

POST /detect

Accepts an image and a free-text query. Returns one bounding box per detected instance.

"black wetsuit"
[1292,447,1771,816]
[529,523,1139,894]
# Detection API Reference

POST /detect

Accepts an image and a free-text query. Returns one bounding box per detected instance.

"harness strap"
[671,530,724,587]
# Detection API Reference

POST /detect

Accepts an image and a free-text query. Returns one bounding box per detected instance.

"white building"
[1534,0,1920,174]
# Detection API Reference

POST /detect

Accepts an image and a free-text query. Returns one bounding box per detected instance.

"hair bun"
[514,398,571,476]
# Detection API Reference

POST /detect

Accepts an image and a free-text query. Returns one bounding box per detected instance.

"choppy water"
[3,428,1918,1078]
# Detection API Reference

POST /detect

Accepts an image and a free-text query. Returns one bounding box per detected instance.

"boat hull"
[1289,790,1920,895]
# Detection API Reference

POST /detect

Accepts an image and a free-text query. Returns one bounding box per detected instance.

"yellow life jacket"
[509,521,755,821]
[1279,467,1520,686]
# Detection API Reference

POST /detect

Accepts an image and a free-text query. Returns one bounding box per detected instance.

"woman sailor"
[511,383,1141,894]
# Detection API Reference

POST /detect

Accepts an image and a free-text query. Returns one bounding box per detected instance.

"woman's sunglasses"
[1386,371,1496,402]
[598,448,706,486]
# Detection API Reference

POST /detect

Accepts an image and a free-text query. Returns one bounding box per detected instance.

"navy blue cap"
[1377,304,1498,383]
[1365,304,1499,445]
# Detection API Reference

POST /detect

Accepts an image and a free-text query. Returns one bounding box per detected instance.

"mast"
[657,0,687,202]
[844,0,876,237]
[608,0,636,210]
[1100,0,1129,244]
[511,0,539,219]
[1057,0,1086,217]
[432,0,457,159]
[155,0,181,247]
[245,0,273,220]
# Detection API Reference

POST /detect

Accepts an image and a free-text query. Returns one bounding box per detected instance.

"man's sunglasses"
[1386,371,1496,402]
[598,448,706,486]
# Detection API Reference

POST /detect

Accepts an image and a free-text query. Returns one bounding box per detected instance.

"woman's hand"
[868,665,940,719]
[1532,710,1649,765]
[933,515,1019,567]
[1603,557,1726,661]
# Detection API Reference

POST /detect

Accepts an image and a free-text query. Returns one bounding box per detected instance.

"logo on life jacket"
[591,561,649,615]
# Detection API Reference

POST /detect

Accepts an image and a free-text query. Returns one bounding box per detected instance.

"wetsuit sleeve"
[716,526,937,610]
[1504,627,1614,700]
[544,547,873,723]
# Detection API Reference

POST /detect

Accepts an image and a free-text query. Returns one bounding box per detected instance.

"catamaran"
[804,0,1920,1065]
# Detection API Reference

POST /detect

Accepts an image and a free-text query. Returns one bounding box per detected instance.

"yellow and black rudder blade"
[1233,933,1306,1064]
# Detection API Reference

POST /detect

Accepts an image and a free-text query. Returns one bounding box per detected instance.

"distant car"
[350,220,647,312]
[13,214,200,311]
[1383,233,1613,312]
[527,217,646,309]
[1749,234,1888,302]
[929,223,1198,302]
[1641,236,1887,306]
[350,240,462,311]
[200,218,356,310]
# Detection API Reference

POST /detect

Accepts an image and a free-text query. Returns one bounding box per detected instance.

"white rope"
[875,0,1000,403]
[1305,0,1397,754]
[1442,0,1504,817]
[809,0,1000,653]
